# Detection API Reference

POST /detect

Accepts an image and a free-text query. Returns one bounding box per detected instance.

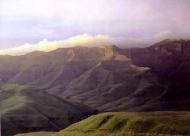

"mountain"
[0,46,166,111]
[1,40,190,112]
[15,111,190,136]
[0,84,96,136]
[62,46,165,111]
[122,39,190,110]
[2,40,190,135]
[0,46,110,93]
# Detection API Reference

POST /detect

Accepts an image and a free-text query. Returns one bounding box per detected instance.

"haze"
[0,0,190,51]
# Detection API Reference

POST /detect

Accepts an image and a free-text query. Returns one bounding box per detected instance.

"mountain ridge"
[2,39,190,135]
[1,40,190,112]
[0,44,165,112]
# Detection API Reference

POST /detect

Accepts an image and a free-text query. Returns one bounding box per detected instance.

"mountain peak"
[155,38,190,46]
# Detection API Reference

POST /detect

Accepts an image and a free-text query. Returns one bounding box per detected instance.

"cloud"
[0,39,61,55]
[0,34,114,55]
[0,30,187,56]
[63,34,111,46]
[1,0,190,45]
[153,30,175,40]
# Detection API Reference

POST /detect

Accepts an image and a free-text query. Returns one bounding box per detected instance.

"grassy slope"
[0,83,96,136]
[0,46,166,112]
[16,112,190,136]
[16,132,55,136]
[63,46,165,112]
[0,84,28,113]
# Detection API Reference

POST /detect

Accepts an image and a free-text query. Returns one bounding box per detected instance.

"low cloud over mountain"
[0,34,112,55]
[0,34,162,56]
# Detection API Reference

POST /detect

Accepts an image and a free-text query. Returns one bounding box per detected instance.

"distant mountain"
[0,46,166,112]
[1,40,190,112]
[16,112,190,136]
[0,46,108,92]
[123,39,190,110]
[2,40,190,136]
[62,46,165,111]
[0,84,96,136]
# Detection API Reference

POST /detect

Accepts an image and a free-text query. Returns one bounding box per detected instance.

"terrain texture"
[0,84,96,136]
[16,112,190,136]
[1,39,190,135]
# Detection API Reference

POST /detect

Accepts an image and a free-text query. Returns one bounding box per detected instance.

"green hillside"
[16,112,190,136]
[0,46,167,112]
[62,46,165,111]
[0,83,96,136]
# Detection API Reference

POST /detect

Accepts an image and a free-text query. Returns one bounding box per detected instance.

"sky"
[0,0,190,53]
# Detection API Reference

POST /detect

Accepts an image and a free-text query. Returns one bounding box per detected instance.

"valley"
[1,39,190,135]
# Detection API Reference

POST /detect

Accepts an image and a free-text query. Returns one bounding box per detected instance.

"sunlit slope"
[1,43,190,111]
[0,84,96,136]
[63,46,165,111]
[0,46,166,112]
[0,46,112,92]
[16,112,190,136]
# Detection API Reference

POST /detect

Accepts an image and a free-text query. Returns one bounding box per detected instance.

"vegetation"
[15,112,190,136]
[2,42,190,136]
[16,132,55,136]
[0,46,166,112]
[0,83,96,136]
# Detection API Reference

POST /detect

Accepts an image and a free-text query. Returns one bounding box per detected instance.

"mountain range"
[123,39,190,110]
[1,39,190,135]
[0,45,166,111]
[1,40,190,111]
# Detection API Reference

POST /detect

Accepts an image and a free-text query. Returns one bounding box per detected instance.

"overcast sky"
[0,0,190,49]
